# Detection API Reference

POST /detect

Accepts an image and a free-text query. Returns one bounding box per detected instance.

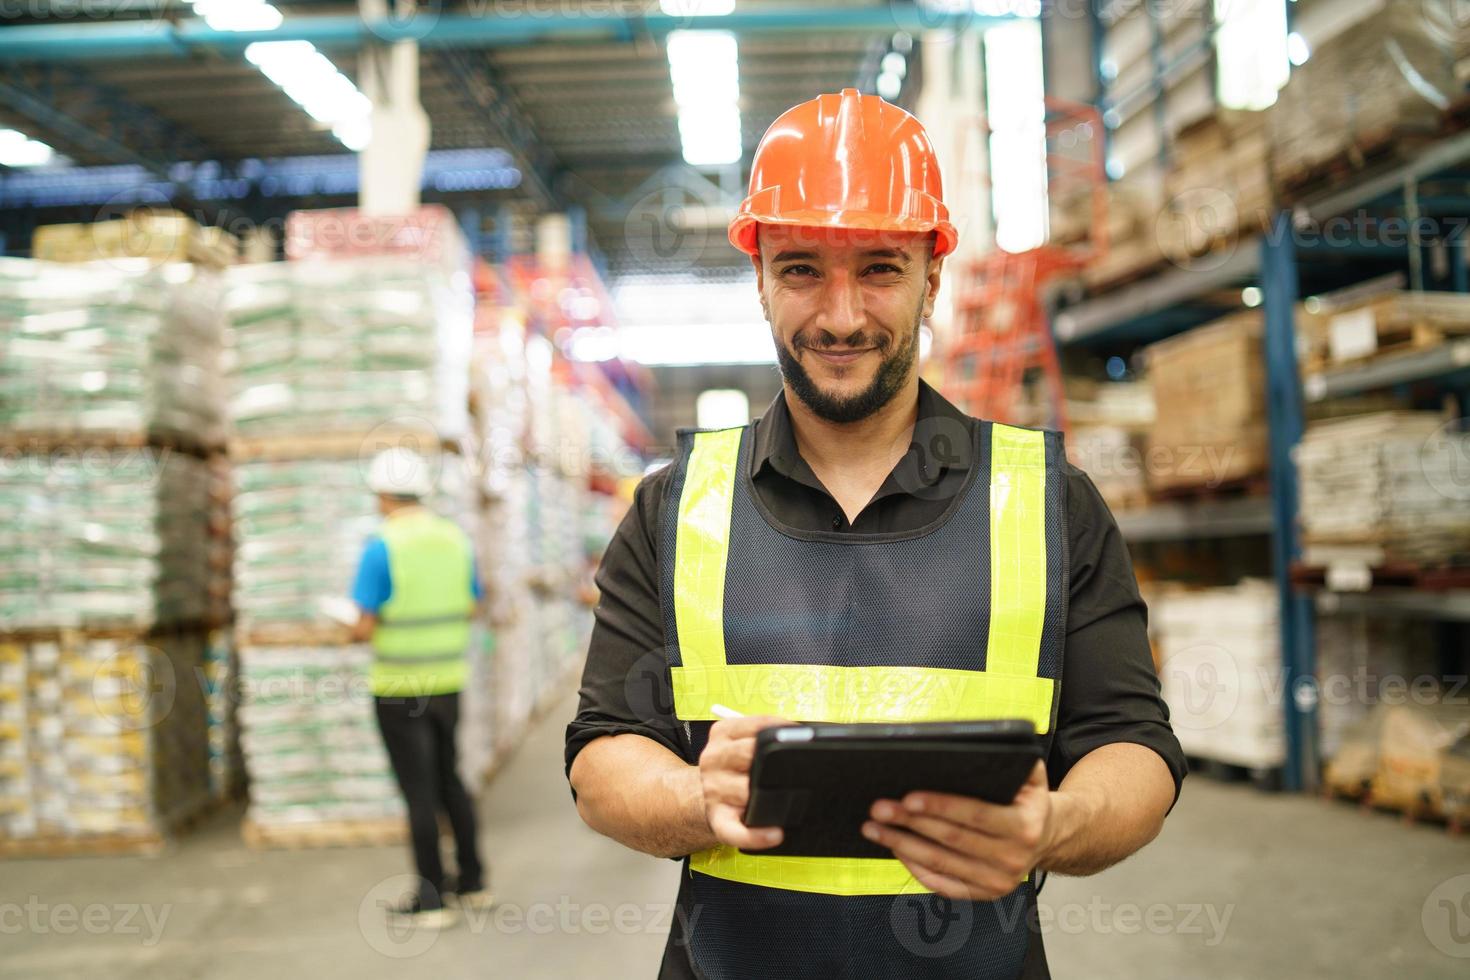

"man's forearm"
[1038,742,1175,876]
[569,733,718,859]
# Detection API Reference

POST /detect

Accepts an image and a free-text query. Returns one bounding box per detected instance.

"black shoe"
[445,874,494,911]
[385,894,459,930]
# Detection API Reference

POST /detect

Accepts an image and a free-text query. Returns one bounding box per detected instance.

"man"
[350,446,489,928]
[567,90,1185,979]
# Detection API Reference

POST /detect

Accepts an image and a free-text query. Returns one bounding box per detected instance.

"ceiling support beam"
[0,7,992,61]
[0,63,215,175]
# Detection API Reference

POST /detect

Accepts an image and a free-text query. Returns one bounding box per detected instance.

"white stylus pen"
[710,703,744,720]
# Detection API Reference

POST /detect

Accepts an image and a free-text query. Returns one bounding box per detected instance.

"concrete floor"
[3,693,1468,979]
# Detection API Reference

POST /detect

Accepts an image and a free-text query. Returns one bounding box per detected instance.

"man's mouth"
[807,347,876,365]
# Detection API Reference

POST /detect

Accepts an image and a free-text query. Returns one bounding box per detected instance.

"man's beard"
[775,318,920,424]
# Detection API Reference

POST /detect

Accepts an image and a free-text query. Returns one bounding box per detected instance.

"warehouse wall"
[645,363,782,454]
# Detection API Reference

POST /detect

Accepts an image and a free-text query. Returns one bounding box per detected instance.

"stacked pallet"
[1066,379,1156,512]
[1159,112,1273,263]
[223,258,472,442]
[1152,580,1285,771]
[225,209,483,847]
[1315,615,1441,761]
[1142,312,1270,494]
[1297,290,1470,374]
[1294,411,1470,566]
[31,210,237,269]
[0,255,230,856]
[0,257,226,446]
[1268,1,1463,189]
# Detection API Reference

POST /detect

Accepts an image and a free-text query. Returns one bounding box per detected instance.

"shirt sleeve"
[564,465,688,784]
[470,556,484,602]
[1049,465,1188,805]
[351,536,392,614]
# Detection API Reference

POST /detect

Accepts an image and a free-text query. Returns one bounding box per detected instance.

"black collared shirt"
[566,380,1186,980]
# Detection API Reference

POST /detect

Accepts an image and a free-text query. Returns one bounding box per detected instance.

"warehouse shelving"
[1114,495,1275,544]
[1051,129,1470,793]
[1312,589,1470,624]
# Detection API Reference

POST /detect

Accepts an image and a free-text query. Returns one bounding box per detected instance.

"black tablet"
[743,720,1042,858]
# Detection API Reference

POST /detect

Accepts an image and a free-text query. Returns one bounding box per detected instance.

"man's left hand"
[862,760,1055,901]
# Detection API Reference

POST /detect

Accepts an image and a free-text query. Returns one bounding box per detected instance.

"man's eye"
[865,264,901,275]
[781,265,816,277]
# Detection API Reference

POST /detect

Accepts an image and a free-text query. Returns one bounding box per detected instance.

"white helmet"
[367,447,434,498]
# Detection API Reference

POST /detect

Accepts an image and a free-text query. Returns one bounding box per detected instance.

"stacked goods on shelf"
[223,258,472,442]
[236,643,404,838]
[224,209,482,844]
[0,258,226,446]
[1078,172,1168,288]
[1315,615,1441,761]
[1267,1,1465,187]
[31,210,237,270]
[1152,580,1285,770]
[1296,290,1470,375]
[202,627,243,802]
[1065,379,1155,512]
[1159,112,1273,259]
[0,628,213,853]
[1141,312,1269,493]
[0,450,217,630]
[1294,412,1470,566]
[0,253,228,853]
[1323,698,1470,823]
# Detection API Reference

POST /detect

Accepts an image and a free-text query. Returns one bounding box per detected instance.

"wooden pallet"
[235,621,353,647]
[1291,561,1470,590]
[1276,126,1439,202]
[0,427,221,459]
[241,816,408,851]
[229,430,463,463]
[0,792,226,860]
[1148,473,1271,504]
[0,831,166,859]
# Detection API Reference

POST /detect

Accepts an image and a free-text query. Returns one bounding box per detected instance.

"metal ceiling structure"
[0,1,990,277]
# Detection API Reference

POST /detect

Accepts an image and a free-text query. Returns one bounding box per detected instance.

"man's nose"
[812,271,866,341]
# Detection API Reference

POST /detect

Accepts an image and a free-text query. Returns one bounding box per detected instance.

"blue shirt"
[351,534,483,614]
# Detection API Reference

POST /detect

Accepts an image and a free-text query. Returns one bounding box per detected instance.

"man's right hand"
[698,714,791,851]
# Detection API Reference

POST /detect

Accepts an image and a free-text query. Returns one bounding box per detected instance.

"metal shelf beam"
[1114,496,1276,543]
[1303,338,1470,402]
[1052,243,1260,345]
[0,8,996,61]
[1313,589,1470,623]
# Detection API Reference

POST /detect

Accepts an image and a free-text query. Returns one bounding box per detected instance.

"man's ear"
[750,251,769,321]
[921,254,944,320]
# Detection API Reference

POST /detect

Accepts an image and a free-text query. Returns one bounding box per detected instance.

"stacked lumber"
[1151,580,1285,770]
[1143,312,1270,493]
[1294,411,1470,565]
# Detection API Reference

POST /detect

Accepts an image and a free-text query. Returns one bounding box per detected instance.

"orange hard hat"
[728,88,958,260]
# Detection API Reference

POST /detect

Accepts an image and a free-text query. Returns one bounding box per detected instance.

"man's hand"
[862,760,1055,901]
[698,714,792,851]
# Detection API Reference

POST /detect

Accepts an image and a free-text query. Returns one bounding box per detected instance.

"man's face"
[753,225,942,424]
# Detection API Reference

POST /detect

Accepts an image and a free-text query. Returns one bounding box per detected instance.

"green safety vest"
[666,421,1063,899]
[369,509,475,698]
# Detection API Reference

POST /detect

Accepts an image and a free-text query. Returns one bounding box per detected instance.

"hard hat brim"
[729,209,958,261]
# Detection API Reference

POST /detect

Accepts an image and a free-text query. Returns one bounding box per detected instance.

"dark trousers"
[374,692,484,909]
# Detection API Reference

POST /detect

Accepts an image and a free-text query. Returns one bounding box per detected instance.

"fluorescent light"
[666,29,742,167]
[677,104,743,166]
[0,129,55,167]
[569,321,775,366]
[659,0,736,16]
[877,71,902,100]
[881,51,907,79]
[232,13,370,151]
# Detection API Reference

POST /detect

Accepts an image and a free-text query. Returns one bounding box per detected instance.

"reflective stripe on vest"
[370,510,474,698]
[669,422,1053,896]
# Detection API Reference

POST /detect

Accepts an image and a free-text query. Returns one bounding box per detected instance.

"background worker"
[566,90,1187,979]
[350,446,489,928]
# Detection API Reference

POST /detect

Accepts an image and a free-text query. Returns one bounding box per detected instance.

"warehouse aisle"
[0,689,678,980]
[4,693,1467,979]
